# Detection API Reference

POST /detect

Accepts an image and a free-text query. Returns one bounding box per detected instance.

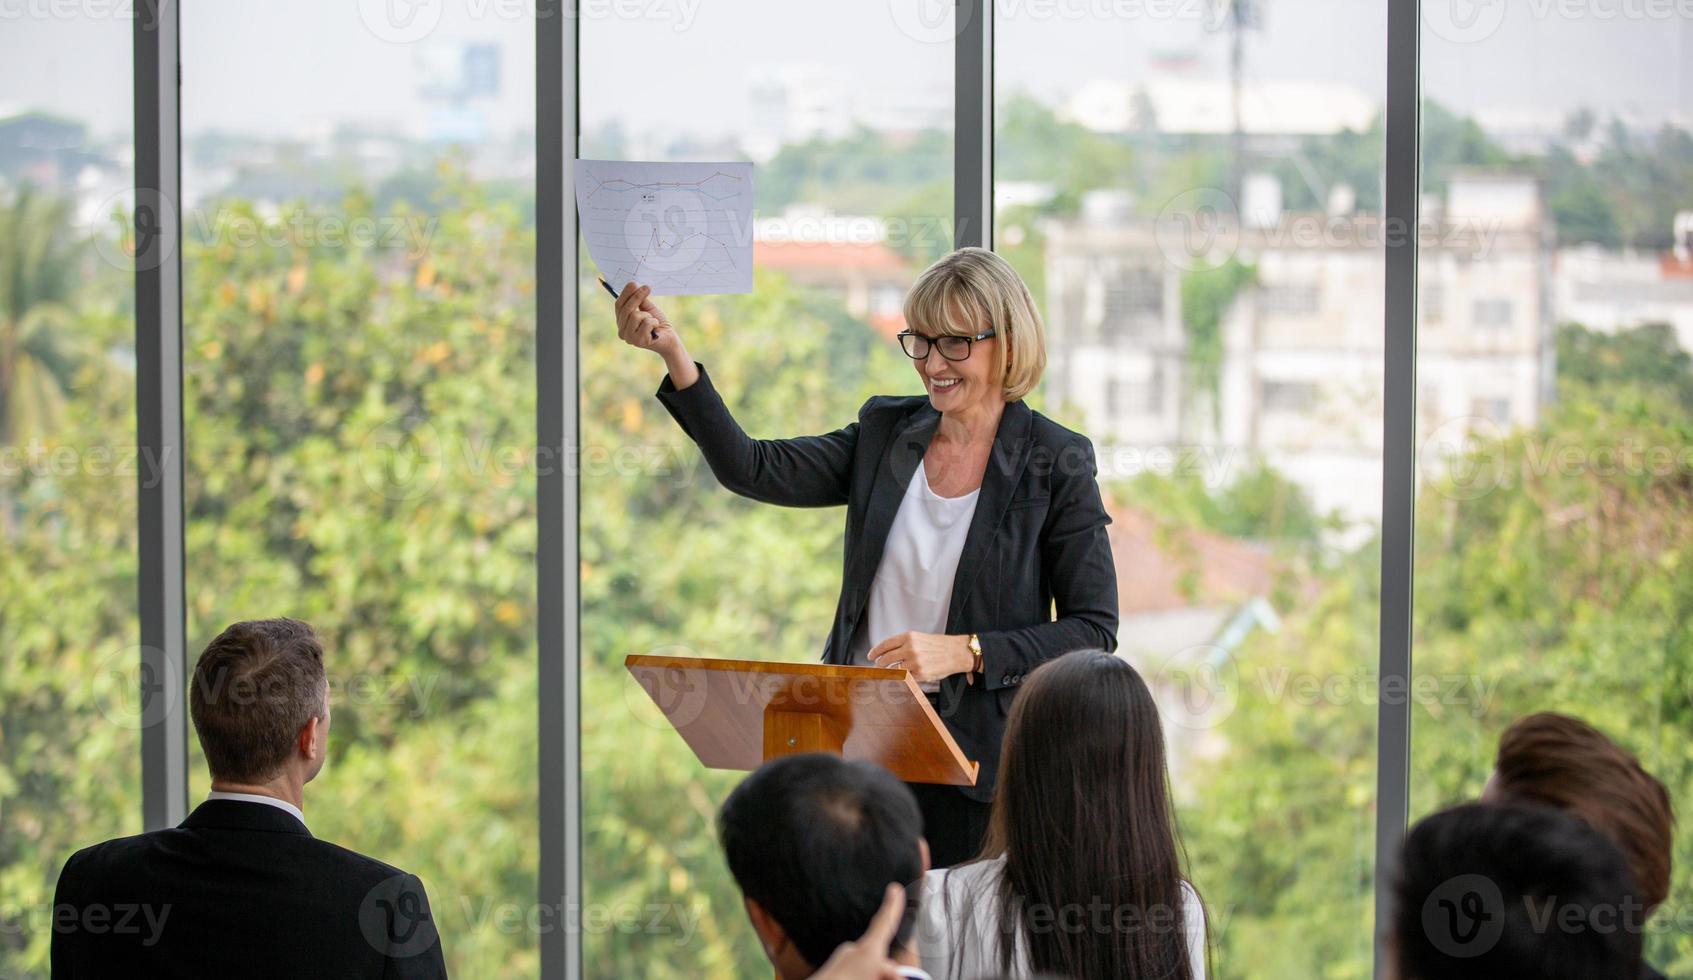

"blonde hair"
[902,246,1047,402]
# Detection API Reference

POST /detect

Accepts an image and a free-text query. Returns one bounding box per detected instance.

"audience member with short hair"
[51,618,447,978]
[919,650,1207,979]
[718,753,930,979]
[1389,801,1645,980]
[1483,710,1675,980]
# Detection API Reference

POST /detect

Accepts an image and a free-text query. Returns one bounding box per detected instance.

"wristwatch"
[968,633,983,676]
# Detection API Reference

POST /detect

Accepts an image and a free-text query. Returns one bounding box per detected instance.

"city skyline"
[2,0,1689,141]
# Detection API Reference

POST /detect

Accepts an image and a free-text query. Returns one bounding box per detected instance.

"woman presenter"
[612,247,1119,868]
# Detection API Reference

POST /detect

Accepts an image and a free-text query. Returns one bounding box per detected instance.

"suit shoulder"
[61,829,414,883]
[60,829,166,875]
[308,839,421,886]
[1027,407,1095,452]
[857,393,929,423]
[55,829,183,900]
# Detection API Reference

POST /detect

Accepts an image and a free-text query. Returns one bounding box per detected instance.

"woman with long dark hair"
[918,650,1208,979]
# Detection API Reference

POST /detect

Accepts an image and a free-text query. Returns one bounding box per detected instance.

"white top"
[917,856,1207,980]
[205,790,307,827]
[852,461,979,692]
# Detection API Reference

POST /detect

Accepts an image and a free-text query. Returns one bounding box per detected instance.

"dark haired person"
[1483,711,1675,980]
[718,753,931,979]
[918,651,1207,979]
[51,618,447,978]
[619,246,1118,867]
[1390,802,1645,980]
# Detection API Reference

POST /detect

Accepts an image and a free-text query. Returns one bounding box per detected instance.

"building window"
[1105,268,1162,318]
[1259,282,1322,316]
[1473,297,1513,329]
[1107,372,1162,417]
[1262,380,1320,412]
[1103,268,1162,345]
[1469,397,1512,425]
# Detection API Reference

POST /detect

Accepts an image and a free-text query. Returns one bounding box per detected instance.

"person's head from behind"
[900,246,1047,416]
[189,618,330,791]
[1390,802,1645,980]
[717,753,926,979]
[981,650,1198,979]
[1485,711,1674,914]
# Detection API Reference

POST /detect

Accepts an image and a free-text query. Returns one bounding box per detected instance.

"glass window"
[181,4,538,974]
[1262,380,1321,414]
[1420,282,1445,325]
[580,5,951,975]
[1260,282,1323,316]
[998,3,1388,975]
[1412,8,1693,975]
[1472,297,1513,329]
[0,10,139,974]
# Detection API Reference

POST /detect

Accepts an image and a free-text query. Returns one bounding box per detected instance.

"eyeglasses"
[897,328,997,362]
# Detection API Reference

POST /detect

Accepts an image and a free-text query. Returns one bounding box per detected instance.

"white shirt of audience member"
[917,855,1207,980]
[206,790,306,827]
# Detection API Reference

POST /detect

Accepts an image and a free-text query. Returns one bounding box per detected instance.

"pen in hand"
[601,276,659,341]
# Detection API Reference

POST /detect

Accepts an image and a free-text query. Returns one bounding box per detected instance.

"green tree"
[0,190,140,972]
[12,98,1693,978]
[1547,166,1622,246]
[996,90,1144,217]
[0,187,86,447]
[1177,322,1693,979]
[1557,321,1693,413]
[758,126,952,217]
[1179,257,1256,428]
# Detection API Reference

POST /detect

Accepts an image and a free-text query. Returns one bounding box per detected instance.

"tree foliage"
[3,136,1691,980]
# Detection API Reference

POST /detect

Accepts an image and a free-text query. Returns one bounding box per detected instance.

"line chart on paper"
[574,159,755,296]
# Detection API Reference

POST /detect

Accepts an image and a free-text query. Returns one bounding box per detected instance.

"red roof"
[754,239,911,273]
[867,312,907,341]
[1661,254,1693,279]
[1107,501,1280,614]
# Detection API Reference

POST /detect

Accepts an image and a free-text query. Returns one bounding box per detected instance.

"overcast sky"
[1,0,1688,141]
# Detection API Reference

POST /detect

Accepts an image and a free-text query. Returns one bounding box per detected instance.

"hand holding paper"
[575,159,755,296]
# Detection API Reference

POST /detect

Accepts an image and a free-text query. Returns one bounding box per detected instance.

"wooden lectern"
[625,655,979,786]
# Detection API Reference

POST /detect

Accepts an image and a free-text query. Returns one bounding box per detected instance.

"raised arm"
[615,282,858,507]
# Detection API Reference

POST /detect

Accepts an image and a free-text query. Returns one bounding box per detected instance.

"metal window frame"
[955,0,993,249]
[134,0,188,833]
[1374,0,1422,975]
[129,0,1417,974]
[133,1,585,973]
[953,4,1422,979]
[537,1,583,977]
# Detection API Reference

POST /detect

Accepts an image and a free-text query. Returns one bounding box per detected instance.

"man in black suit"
[51,617,448,978]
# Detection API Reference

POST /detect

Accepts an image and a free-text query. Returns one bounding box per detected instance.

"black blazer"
[656,363,1119,802]
[51,799,448,979]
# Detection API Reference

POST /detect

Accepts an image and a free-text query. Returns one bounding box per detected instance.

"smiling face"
[901,247,1048,413]
[911,325,1001,416]
[906,292,1008,418]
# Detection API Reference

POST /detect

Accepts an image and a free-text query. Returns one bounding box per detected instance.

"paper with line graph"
[575,159,755,296]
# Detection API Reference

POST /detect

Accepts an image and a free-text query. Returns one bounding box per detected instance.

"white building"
[1553,243,1693,355]
[1043,172,1553,529]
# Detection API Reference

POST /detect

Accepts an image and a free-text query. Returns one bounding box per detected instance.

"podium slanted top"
[625,655,979,787]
